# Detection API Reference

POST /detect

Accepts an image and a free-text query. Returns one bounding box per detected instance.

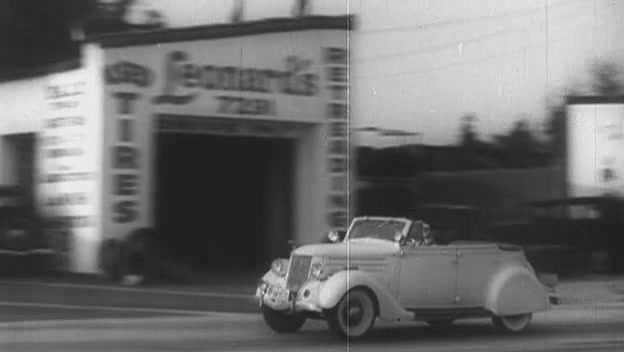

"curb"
[0,279,260,314]
[0,311,260,330]
[0,279,255,299]
[553,302,624,310]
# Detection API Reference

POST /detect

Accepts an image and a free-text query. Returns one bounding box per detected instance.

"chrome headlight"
[310,262,324,280]
[271,259,288,277]
[257,280,268,295]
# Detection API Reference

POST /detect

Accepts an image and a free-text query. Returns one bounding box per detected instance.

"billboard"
[38,68,102,272]
[567,100,624,198]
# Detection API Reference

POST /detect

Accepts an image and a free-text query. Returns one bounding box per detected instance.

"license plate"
[266,285,289,304]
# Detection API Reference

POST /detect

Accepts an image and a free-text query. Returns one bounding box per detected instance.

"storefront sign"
[110,92,141,223]
[105,61,154,88]
[152,51,318,105]
[39,69,100,272]
[104,52,320,120]
[323,47,350,229]
[156,114,302,138]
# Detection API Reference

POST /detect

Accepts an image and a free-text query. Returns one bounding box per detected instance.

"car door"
[397,244,458,308]
[455,244,501,307]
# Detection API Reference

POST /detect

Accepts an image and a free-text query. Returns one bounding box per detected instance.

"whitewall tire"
[327,288,377,339]
[493,313,532,333]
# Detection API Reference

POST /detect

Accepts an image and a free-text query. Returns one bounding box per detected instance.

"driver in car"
[418,223,437,246]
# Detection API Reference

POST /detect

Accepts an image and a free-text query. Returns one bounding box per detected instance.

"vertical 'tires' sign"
[110,92,142,223]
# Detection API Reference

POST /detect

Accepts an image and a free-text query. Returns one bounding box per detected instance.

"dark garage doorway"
[154,133,295,273]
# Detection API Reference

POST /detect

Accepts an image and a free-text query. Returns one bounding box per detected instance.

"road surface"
[1,305,623,352]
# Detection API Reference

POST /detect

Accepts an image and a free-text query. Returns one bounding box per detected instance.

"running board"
[408,307,492,321]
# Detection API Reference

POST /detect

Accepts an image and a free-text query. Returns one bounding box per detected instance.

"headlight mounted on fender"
[271,259,288,277]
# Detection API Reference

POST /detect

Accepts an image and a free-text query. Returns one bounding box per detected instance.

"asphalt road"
[1,306,624,352]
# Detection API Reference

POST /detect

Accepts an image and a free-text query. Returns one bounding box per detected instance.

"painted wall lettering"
[152,51,319,105]
[105,61,154,88]
[110,92,141,223]
[323,47,350,229]
[40,69,100,273]
[47,82,85,99]
[215,96,277,116]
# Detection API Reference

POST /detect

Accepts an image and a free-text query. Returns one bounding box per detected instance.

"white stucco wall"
[0,76,47,186]
[0,17,352,274]
[0,76,47,135]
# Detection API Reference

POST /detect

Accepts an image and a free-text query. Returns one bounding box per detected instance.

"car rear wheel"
[261,305,306,333]
[326,289,377,339]
[492,313,532,333]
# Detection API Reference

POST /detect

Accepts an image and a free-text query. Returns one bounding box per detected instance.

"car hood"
[293,238,400,258]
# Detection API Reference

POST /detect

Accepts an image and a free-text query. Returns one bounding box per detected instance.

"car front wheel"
[261,305,306,333]
[326,288,377,339]
[492,313,532,333]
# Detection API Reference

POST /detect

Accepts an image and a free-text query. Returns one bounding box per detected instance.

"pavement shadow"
[299,322,556,346]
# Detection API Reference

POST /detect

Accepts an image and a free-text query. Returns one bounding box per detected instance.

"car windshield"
[347,219,407,241]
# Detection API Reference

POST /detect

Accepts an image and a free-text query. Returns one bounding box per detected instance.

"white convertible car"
[256,217,551,339]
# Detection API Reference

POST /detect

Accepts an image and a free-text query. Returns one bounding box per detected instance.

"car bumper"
[545,286,559,305]
[256,275,325,314]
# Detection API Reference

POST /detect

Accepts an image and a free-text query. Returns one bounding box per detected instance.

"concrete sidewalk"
[556,274,624,305]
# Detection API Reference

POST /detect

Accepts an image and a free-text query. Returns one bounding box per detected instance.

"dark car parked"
[0,186,69,276]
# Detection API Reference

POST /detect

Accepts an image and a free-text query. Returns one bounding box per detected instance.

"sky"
[135,0,624,146]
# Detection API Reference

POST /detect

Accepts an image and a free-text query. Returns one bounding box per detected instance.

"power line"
[357,0,582,35]
[354,0,589,64]
[354,27,525,64]
[353,26,592,80]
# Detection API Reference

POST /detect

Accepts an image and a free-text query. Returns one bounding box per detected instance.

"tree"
[292,0,310,17]
[230,0,244,23]
[83,0,166,35]
[459,114,479,149]
[544,103,567,162]
[494,118,547,168]
[590,61,623,96]
[0,0,88,79]
[456,114,498,170]
[0,0,166,81]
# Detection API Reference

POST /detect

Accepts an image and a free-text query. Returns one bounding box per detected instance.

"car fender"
[485,265,551,316]
[318,270,413,321]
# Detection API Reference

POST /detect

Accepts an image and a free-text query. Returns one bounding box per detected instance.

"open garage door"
[154,132,294,273]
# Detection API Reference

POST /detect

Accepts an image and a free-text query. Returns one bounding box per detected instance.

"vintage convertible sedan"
[256,217,551,338]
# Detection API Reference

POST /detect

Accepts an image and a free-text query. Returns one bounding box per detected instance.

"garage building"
[0,15,353,274]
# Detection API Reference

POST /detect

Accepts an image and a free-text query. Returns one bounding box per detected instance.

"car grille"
[286,255,312,292]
